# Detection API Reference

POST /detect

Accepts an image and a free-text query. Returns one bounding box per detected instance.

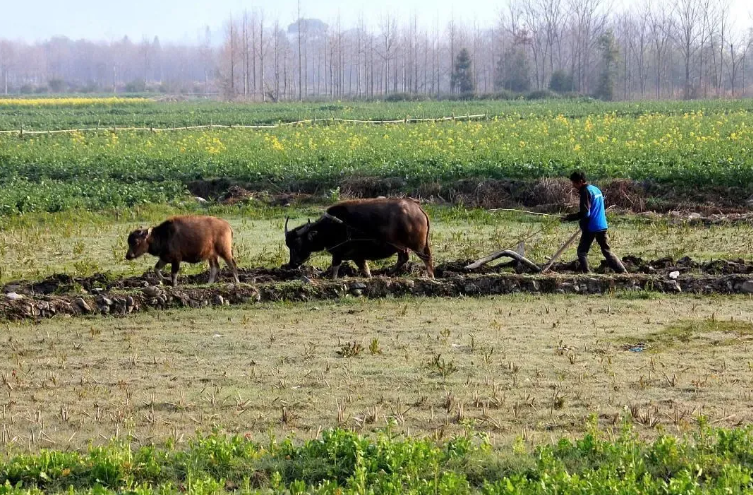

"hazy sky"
[1,0,750,44]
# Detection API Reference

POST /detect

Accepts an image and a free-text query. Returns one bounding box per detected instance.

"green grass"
[642,317,753,349]
[2,205,753,284]
[2,424,753,494]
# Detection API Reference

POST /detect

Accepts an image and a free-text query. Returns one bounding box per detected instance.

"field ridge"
[4,262,753,321]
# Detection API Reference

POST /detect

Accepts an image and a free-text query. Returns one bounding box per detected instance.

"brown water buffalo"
[126,215,240,287]
[284,198,434,279]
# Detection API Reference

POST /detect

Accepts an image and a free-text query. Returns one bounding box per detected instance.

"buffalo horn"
[284,217,290,235]
[322,212,344,224]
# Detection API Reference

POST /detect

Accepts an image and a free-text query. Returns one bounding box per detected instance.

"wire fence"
[0,113,489,136]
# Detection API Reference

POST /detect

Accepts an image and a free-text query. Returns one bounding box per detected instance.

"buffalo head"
[125,228,152,260]
[284,217,318,268]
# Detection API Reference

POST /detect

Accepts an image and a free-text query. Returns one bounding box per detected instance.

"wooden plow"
[465,227,580,274]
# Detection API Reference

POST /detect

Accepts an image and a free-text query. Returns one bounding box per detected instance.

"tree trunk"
[297,0,303,101]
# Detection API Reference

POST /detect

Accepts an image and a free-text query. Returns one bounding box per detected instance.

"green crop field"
[1,98,752,215]
[3,96,753,131]
[3,98,753,494]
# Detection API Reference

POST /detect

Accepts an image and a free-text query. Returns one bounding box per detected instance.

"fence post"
[19,125,23,138]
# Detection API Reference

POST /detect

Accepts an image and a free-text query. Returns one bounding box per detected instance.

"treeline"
[0,34,216,95]
[1,0,751,101]
[218,0,753,102]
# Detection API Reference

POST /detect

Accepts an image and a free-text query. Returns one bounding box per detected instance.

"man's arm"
[563,187,591,221]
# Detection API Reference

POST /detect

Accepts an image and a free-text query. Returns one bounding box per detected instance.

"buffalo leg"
[390,251,410,275]
[420,245,435,279]
[330,256,343,279]
[154,260,168,281]
[356,259,371,278]
[208,257,219,284]
[220,254,241,284]
[170,262,181,287]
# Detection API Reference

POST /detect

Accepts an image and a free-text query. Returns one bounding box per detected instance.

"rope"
[0,114,488,136]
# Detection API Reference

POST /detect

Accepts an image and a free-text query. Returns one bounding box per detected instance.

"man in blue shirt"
[562,170,626,274]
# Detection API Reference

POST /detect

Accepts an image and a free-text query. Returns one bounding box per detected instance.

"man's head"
[569,170,587,190]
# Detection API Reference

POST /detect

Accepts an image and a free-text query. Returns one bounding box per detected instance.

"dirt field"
[1,293,752,452]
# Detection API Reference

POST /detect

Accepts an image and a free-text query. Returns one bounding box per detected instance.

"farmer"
[562,171,627,274]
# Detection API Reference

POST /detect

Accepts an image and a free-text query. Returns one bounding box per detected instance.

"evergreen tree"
[451,48,475,94]
[548,70,574,93]
[594,30,619,101]
[495,47,530,93]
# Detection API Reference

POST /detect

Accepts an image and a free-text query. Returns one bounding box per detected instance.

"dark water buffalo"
[126,215,240,287]
[284,198,434,279]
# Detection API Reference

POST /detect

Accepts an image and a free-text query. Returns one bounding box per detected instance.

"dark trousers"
[577,230,626,273]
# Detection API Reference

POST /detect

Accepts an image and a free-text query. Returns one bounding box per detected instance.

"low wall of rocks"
[2,273,752,321]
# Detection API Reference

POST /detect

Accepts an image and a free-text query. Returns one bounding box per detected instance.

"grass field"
[2,206,753,284]
[3,294,752,450]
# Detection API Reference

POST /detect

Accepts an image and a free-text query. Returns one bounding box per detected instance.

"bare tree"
[448,15,457,92]
[380,14,396,94]
[725,30,748,95]
[226,16,238,97]
[568,0,605,93]
[297,0,304,100]
[649,2,673,98]
[629,3,651,97]
[0,40,14,95]
[713,0,731,95]
[257,10,266,101]
[242,11,249,96]
[272,19,281,101]
[523,0,545,89]
[674,0,702,98]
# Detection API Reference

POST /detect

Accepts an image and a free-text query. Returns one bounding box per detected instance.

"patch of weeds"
[614,290,662,300]
[369,338,382,355]
[427,353,458,379]
[72,240,86,256]
[72,259,101,277]
[337,341,363,358]
[642,317,753,350]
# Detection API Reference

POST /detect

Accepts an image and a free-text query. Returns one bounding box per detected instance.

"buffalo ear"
[307,230,318,242]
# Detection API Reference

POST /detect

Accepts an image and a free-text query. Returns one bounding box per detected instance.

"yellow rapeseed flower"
[0,97,148,107]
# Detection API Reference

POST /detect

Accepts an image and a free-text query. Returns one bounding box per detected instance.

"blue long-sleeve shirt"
[565,184,608,233]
